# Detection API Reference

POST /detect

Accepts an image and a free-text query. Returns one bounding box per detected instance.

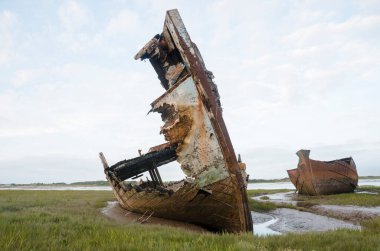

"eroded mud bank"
[253,191,380,221]
[101,201,207,233]
[102,200,361,236]
[261,208,360,234]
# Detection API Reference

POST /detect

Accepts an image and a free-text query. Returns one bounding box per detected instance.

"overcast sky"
[1,0,379,184]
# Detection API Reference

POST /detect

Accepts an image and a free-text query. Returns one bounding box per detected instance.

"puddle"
[252,208,360,235]
[253,191,297,206]
[253,191,380,222]
[270,208,360,233]
[356,191,378,195]
[252,212,281,236]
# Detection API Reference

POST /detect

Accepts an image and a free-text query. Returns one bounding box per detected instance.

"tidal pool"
[252,208,360,236]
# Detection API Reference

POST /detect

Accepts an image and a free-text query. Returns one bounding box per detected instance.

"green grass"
[247,189,295,212]
[260,196,270,200]
[247,189,293,197]
[0,190,379,250]
[293,186,380,207]
[248,178,290,183]
[248,186,380,209]
[357,186,380,193]
[248,198,278,212]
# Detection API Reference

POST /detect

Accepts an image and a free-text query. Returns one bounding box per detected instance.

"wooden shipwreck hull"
[287,150,358,195]
[99,9,253,233]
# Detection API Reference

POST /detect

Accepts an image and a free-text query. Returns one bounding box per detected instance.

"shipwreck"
[287,150,358,195]
[99,9,253,233]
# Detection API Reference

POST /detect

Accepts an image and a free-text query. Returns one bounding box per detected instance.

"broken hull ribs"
[99,9,252,233]
[287,150,358,195]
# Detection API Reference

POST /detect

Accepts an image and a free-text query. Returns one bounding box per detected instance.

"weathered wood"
[110,145,177,181]
[99,152,109,170]
[101,9,253,233]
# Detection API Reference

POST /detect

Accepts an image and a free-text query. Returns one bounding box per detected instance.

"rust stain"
[287,150,358,195]
[99,9,252,233]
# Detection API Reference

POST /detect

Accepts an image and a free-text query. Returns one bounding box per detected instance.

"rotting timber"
[99,9,253,233]
[287,150,358,196]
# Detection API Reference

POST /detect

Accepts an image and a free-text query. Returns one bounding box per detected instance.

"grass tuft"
[0,190,379,250]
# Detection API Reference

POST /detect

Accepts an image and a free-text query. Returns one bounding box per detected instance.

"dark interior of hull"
[106,144,178,188]
[323,157,353,165]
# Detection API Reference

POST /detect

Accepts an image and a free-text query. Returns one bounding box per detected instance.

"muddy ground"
[251,202,361,236]
[253,191,380,221]
[101,199,364,236]
[101,190,380,236]
[101,201,207,233]
[251,191,380,235]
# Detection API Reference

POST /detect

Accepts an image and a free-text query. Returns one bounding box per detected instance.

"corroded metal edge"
[288,149,358,195]
[163,9,252,231]
[99,9,252,233]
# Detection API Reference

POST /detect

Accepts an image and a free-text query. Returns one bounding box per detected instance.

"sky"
[0,0,379,183]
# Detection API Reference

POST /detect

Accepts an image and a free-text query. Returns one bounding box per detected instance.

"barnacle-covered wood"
[287,150,358,195]
[100,9,252,233]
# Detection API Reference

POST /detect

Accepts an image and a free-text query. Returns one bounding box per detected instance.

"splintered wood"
[99,9,252,233]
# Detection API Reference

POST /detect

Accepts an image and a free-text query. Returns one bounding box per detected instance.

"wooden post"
[148,169,156,184]
[153,164,163,186]
[99,152,109,170]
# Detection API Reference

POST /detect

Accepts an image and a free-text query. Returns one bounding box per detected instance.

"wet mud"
[252,208,360,236]
[253,191,380,222]
[101,201,207,233]
[312,205,380,221]
[251,190,380,235]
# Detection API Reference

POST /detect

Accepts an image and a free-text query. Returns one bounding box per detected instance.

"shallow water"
[252,212,281,236]
[253,191,298,206]
[247,179,380,190]
[252,208,360,236]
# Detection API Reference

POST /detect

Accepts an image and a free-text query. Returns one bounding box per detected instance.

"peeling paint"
[153,77,229,187]
[99,9,252,233]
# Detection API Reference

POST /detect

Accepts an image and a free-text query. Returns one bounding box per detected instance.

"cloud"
[0,10,17,65]
[105,9,139,35]
[2,63,155,135]
[0,155,102,183]
[241,141,380,179]
[12,68,44,86]
[1,1,380,183]
[283,15,380,46]
[57,0,96,53]
[58,0,89,31]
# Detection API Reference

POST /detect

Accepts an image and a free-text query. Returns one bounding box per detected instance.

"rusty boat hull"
[287,150,358,195]
[99,9,252,233]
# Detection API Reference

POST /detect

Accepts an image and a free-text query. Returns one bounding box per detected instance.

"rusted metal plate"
[287,150,358,195]
[99,9,252,233]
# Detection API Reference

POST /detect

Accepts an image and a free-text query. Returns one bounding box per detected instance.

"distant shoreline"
[247,176,380,183]
[1,176,380,186]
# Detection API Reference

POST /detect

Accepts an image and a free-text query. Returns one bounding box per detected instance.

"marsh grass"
[260,196,270,200]
[248,186,380,208]
[0,190,380,250]
[246,189,293,197]
[247,189,295,212]
[248,198,278,212]
[293,186,380,207]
